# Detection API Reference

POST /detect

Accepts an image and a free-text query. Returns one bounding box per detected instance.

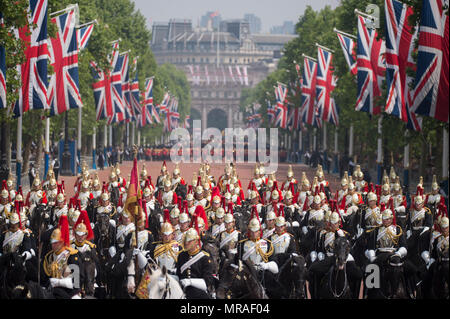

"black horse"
[273,253,307,299]
[316,237,354,299]
[0,252,52,299]
[93,213,116,298]
[216,258,268,299]
[430,250,449,299]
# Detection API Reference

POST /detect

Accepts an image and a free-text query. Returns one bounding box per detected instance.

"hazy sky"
[131,0,339,33]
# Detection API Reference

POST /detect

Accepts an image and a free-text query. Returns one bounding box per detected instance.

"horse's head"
[147,264,184,299]
[96,213,110,236]
[334,237,350,270]
[1,252,26,286]
[290,254,307,299]
[217,259,244,299]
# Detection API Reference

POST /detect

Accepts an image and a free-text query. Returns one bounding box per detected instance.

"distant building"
[244,13,262,34]
[200,11,221,30]
[270,21,295,35]
[151,19,296,130]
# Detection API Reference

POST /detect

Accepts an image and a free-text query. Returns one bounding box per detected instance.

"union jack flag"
[130,59,141,119]
[13,0,49,117]
[287,105,301,131]
[316,47,339,126]
[0,12,5,110]
[335,31,357,75]
[90,41,123,121]
[273,83,288,129]
[107,50,126,124]
[159,92,170,114]
[119,52,133,121]
[164,97,179,132]
[356,15,386,115]
[384,0,417,123]
[411,0,449,123]
[47,9,82,116]
[143,77,160,124]
[300,57,321,127]
[266,100,276,125]
[77,23,95,51]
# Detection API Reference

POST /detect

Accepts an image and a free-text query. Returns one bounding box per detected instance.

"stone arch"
[207,108,227,131]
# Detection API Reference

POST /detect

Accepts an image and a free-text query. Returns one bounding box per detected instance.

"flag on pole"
[316,47,339,126]
[355,15,386,115]
[159,92,170,114]
[124,155,142,223]
[13,0,49,117]
[273,83,288,129]
[48,8,82,116]
[384,0,417,123]
[335,30,357,75]
[107,51,126,124]
[267,100,276,125]
[130,58,140,119]
[77,22,95,51]
[411,0,449,123]
[300,57,320,127]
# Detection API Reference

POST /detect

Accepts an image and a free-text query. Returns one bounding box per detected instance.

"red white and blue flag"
[300,57,320,127]
[77,22,95,52]
[139,77,154,127]
[316,47,339,126]
[144,77,160,124]
[159,92,170,114]
[287,105,301,131]
[164,97,179,132]
[130,59,141,120]
[384,0,418,124]
[107,50,126,124]
[138,91,152,128]
[356,15,386,115]
[335,30,357,75]
[13,0,49,117]
[266,100,276,125]
[411,0,449,123]
[90,41,123,121]
[47,8,82,116]
[273,82,288,129]
[0,12,6,110]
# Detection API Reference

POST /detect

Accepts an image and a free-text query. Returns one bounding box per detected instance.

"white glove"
[108,246,117,258]
[356,225,363,238]
[365,249,376,263]
[180,278,207,292]
[109,219,116,228]
[302,226,308,235]
[406,230,412,239]
[127,275,135,294]
[136,251,148,269]
[395,247,407,259]
[421,251,430,264]
[292,221,300,228]
[50,277,73,289]
[21,251,32,261]
[318,252,325,261]
[310,251,318,263]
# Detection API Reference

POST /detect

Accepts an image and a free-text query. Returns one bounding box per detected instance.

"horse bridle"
[329,263,348,299]
[219,264,251,299]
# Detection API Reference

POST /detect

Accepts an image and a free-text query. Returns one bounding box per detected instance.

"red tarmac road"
[58,161,341,199]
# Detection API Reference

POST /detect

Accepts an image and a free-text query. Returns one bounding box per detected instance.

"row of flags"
[0,0,185,134]
[257,0,448,133]
[187,64,249,86]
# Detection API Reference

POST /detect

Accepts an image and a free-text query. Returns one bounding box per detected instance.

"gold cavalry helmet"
[248,218,261,232]
[183,228,200,244]
[161,222,174,235]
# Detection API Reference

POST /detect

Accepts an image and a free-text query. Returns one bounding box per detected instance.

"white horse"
[145,263,185,299]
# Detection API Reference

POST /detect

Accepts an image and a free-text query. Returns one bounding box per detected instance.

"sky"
[131,0,339,33]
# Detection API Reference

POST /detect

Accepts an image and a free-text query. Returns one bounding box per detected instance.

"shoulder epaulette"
[201,250,210,257]
[86,241,96,249]
[67,246,78,255]
[424,207,432,215]
[238,238,248,243]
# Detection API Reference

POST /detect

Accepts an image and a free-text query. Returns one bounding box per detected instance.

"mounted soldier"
[41,215,83,299]
[282,165,298,196]
[425,175,443,215]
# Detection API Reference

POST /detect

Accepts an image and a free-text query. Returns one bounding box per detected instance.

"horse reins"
[329,263,348,299]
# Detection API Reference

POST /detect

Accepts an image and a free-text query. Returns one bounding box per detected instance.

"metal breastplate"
[155,243,179,270]
[78,192,90,207]
[162,191,173,207]
[308,209,324,227]
[3,230,24,253]
[377,226,397,249]
[243,239,268,264]
[365,207,381,228]
[220,231,239,249]
[272,233,291,255]
[46,250,70,278]
[137,231,149,250]
[380,195,390,205]
[410,209,425,229]
[437,235,449,256]
[324,232,336,255]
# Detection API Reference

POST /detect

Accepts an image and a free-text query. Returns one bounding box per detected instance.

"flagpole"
[333,128,339,174]
[92,126,97,169]
[333,27,357,39]
[44,116,50,179]
[104,124,108,167]
[16,116,22,189]
[131,121,135,146]
[301,53,317,62]
[377,115,383,185]
[403,130,409,190]
[349,123,354,160]
[77,107,82,174]
[315,43,335,53]
[323,122,327,171]
[299,129,303,163]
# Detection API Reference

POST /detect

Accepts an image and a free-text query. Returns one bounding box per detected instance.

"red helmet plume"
[57,215,70,247]
[74,209,94,240]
